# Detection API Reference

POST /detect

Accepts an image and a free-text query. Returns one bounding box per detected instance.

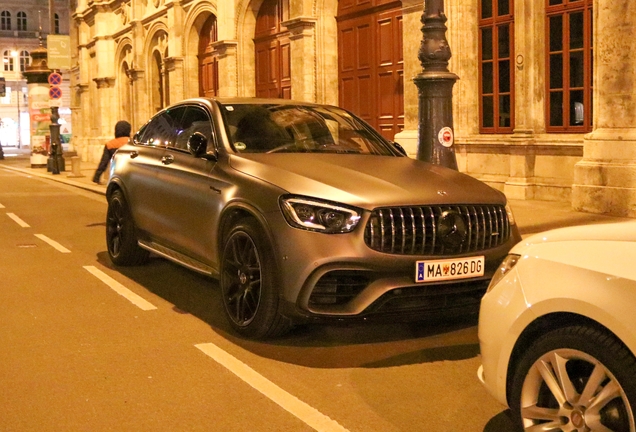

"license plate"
[415,256,485,283]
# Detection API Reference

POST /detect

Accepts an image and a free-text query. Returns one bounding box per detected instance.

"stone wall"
[70,0,636,216]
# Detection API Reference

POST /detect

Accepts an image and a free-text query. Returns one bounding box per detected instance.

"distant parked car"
[478,222,636,431]
[105,97,520,338]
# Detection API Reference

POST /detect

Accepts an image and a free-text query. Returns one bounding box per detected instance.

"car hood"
[228,154,505,209]
[513,221,636,253]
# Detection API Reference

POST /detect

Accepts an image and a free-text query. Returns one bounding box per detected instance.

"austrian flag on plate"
[416,256,485,283]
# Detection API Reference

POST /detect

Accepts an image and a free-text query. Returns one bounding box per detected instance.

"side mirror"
[188,132,209,157]
[392,142,407,156]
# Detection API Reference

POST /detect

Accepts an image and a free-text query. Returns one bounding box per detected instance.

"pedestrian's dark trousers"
[93,147,114,183]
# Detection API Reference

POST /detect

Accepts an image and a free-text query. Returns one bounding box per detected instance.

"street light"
[414,0,459,169]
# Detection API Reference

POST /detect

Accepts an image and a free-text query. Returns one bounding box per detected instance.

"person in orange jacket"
[92,120,131,184]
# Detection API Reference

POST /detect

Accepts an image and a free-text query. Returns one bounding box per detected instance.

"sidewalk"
[0,146,106,196]
[0,146,631,236]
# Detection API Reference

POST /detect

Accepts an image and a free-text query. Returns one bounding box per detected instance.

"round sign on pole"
[438,127,454,148]
[49,86,62,100]
[48,72,62,86]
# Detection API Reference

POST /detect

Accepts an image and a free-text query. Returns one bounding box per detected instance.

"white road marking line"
[34,234,71,253]
[0,203,5,208]
[83,266,157,311]
[195,343,350,432]
[7,212,30,227]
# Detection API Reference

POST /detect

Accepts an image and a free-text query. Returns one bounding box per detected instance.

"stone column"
[503,0,543,200]
[392,1,423,157]
[166,0,185,104]
[283,17,317,102]
[164,57,184,104]
[92,77,115,161]
[572,1,636,217]
[125,68,144,131]
[212,40,239,97]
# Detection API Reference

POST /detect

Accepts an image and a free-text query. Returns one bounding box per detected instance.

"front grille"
[364,205,510,255]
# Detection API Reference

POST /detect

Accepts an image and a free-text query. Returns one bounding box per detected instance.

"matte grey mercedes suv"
[105,97,521,338]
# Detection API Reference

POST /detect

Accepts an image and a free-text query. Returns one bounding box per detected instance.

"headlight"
[505,202,516,225]
[280,196,361,233]
[487,254,520,292]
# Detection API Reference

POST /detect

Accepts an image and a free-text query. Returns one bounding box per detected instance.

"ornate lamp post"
[414,0,458,169]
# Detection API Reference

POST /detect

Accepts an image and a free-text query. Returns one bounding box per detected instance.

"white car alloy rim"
[520,348,635,432]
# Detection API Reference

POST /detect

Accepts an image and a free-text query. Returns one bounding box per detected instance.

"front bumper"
[268,212,520,322]
[477,265,529,407]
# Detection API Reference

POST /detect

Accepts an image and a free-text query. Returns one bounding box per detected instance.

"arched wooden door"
[254,0,291,99]
[338,0,404,140]
[198,14,219,97]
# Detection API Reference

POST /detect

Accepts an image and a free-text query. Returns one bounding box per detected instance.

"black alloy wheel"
[220,219,290,339]
[510,325,636,432]
[106,190,149,266]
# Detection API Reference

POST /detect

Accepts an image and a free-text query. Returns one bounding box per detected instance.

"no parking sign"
[48,72,63,105]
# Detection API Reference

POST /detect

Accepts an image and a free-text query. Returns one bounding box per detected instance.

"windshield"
[220,103,397,155]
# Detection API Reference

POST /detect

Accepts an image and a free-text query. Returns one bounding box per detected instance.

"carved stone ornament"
[120,2,130,25]
[418,0,452,73]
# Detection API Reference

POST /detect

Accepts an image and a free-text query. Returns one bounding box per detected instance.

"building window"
[3,50,14,72]
[54,13,60,34]
[546,0,593,132]
[17,11,27,31]
[19,50,29,72]
[479,0,514,133]
[1,11,11,30]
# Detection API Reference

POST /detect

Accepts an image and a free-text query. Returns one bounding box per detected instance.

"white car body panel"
[478,221,636,407]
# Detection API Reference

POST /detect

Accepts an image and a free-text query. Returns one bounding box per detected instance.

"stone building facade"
[70,0,636,216]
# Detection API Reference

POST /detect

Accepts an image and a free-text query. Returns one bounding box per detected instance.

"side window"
[137,107,186,147]
[174,106,214,152]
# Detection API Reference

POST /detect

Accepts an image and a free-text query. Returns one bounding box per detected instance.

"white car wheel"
[511,325,636,432]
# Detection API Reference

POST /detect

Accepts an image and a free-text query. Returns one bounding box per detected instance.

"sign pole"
[47,71,64,174]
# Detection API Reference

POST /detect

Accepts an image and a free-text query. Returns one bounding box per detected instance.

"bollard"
[67,156,84,178]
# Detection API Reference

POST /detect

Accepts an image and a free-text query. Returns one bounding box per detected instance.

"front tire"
[106,190,149,266]
[220,218,291,339]
[510,325,636,432]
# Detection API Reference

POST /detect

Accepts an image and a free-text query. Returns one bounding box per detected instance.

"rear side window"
[173,106,214,151]
[136,107,187,147]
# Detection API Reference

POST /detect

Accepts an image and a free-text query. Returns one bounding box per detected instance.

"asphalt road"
[0,166,518,432]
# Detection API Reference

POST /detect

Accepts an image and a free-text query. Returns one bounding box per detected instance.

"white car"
[478,222,636,431]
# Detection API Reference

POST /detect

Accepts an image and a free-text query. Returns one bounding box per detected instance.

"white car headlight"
[487,254,520,292]
[280,196,361,233]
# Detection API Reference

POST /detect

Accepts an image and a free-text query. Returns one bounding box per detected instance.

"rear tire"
[510,325,636,432]
[106,190,149,266]
[220,218,291,339]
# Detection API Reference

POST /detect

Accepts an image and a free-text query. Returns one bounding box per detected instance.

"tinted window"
[174,106,214,151]
[221,104,395,155]
[137,107,187,147]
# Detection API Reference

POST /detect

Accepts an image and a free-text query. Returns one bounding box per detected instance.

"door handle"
[130,151,139,159]
[161,154,174,165]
